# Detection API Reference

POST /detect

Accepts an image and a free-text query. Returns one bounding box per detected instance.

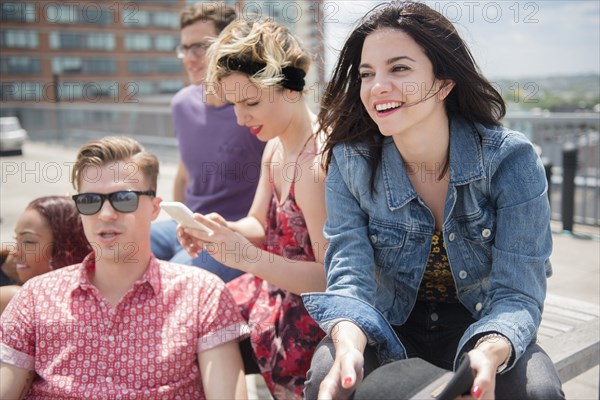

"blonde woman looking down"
[177,19,327,399]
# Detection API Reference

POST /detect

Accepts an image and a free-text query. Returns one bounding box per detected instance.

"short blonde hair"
[71,136,159,192]
[206,18,311,90]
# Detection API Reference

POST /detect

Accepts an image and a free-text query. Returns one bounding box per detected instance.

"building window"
[122,10,150,27]
[44,4,114,25]
[45,4,75,23]
[52,57,82,74]
[53,57,116,74]
[128,59,154,74]
[158,58,182,73]
[0,56,41,74]
[125,34,152,51]
[152,12,179,28]
[127,80,182,97]
[154,35,179,51]
[0,82,43,101]
[128,58,182,74]
[82,81,119,98]
[84,58,116,74]
[158,80,183,93]
[0,30,39,48]
[0,3,37,23]
[130,81,156,96]
[81,8,113,25]
[49,32,115,50]
[87,33,115,50]
[51,32,81,49]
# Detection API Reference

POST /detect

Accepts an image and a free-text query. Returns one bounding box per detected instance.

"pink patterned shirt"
[0,253,248,399]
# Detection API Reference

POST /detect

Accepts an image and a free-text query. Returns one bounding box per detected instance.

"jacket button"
[459,270,468,279]
[430,312,439,322]
[475,302,483,311]
[448,233,455,241]
[370,234,378,244]
[482,228,492,238]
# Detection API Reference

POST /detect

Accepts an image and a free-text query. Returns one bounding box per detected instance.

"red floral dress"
[226,135,325,399]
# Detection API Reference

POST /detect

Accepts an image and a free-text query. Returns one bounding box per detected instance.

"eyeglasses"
[176,42,210,59]
[72,190,156,216]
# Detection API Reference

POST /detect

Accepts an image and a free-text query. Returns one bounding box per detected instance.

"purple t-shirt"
[171,84,265,220]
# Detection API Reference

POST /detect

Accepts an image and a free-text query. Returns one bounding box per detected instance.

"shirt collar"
[381,116,486,211]
[74,252,162,295]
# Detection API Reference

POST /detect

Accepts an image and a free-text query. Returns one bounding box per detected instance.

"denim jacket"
[302,117,552,373]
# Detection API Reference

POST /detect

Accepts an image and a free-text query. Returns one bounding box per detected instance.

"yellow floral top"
[417,231,459,302]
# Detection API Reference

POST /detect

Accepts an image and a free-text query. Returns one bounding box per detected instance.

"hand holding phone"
[412,354,474,400]
[160,201,211,233]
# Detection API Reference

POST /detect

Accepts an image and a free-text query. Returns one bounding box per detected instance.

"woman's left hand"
[456,347,497,400]
[176,212,255,271]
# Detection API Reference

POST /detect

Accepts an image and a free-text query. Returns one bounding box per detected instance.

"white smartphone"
[160,201,211,233]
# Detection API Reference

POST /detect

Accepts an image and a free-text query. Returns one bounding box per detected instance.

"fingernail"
[343,377,352,386]
[472,386,482,398]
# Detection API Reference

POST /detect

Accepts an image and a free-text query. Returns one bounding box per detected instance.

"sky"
[323,1,600,80]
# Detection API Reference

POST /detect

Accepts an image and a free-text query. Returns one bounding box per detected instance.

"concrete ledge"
[540,294,600,383]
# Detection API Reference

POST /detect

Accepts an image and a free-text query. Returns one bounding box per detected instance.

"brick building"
[0,0,325,104]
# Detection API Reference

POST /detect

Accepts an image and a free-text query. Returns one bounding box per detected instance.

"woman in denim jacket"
[302,2,564,399]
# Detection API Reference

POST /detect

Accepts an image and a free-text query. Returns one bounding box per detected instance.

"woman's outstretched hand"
[317,321,369,400]
[456,346,499,400]
[318,346,365,400]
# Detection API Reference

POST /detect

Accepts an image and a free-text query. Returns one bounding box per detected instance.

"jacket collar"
[381,117,486,211]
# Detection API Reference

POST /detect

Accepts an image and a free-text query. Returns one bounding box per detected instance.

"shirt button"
[370,234,378,244]
[475,302,483,311]
[430,312,439,322]
[459,270,468,279]
[448,233,455,242]
[482,228,492,238]
[106,377,113,383]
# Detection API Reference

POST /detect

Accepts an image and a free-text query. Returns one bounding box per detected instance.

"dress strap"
[269,133,316,203]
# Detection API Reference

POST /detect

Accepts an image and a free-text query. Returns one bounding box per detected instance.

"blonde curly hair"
[206,18,311,91]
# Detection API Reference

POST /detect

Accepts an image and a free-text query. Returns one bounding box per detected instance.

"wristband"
[474,333,512,373]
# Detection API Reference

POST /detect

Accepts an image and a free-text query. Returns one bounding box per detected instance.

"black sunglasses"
[72,190,156,215]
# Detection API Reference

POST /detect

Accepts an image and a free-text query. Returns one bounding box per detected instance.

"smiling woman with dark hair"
[302,1,564,399]
[0,195,91,314]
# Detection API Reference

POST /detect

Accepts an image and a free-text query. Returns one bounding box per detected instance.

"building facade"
[0,0,324,104]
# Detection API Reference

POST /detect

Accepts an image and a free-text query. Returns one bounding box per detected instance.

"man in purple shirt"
[151,2,265,282]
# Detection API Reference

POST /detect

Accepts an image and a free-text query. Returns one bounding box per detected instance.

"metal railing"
[2,103,599,226]
[504,112,599,227]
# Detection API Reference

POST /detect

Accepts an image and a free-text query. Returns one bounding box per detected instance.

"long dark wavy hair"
[27,196,91,269]
[320,1,505,187]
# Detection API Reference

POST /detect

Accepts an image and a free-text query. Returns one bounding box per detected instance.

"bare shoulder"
[297,135,327,188]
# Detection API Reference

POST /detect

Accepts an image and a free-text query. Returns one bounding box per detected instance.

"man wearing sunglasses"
[151,2,265,282]
[0,136,249,399]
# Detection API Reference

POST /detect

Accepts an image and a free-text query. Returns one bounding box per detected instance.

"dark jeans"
[240,338,261,375]
[304,302,564,399]
[150,219,243,282]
